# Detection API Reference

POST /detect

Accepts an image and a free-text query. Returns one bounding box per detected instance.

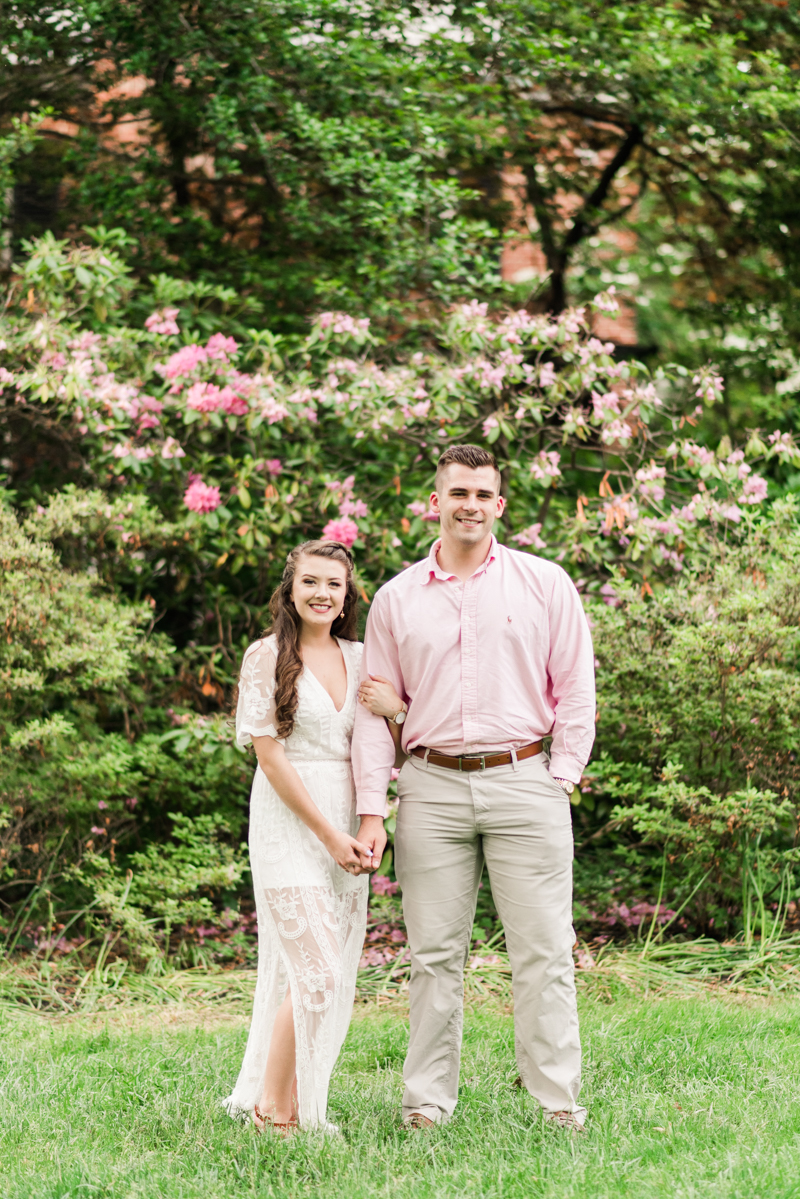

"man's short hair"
[435,444,501,493]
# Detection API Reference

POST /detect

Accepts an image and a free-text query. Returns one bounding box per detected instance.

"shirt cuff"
[356,791,389,818]
[548,754,584,786]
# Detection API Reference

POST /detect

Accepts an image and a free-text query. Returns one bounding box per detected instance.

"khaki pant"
[394,751,585,1124]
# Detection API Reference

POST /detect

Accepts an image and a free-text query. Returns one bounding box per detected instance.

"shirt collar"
[421,535,499,585]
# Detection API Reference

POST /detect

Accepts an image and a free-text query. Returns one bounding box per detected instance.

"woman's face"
[291,554,348,631]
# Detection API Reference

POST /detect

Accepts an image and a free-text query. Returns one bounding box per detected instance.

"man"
[352,444,595,1132]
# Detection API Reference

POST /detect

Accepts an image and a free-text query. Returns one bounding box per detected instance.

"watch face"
[395,710,406,724]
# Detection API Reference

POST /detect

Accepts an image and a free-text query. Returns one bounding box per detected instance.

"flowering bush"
[2,230,800,954]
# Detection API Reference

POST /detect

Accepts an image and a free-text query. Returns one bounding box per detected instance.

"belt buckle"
[478,755,486,771]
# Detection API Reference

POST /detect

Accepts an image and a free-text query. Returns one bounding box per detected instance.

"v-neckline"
[302,637,350,715]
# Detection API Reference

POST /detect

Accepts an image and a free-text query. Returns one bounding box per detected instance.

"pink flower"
[742,475,768,504]
[591,389,621,419]
[482,415,499,436]
[184,479,222,514]
[529,450,562,480]
[186,382,223,412]
[407,500,428,517]
[97,801,108,810]
[218,386,249,416]
[145,308,180,336]
[161,343,207,380]
[314,312,370,337]
[474,359,506,389]
[124,797,138,810]
[371,875,400,896]
[512,523,547,549]
[539,362,557,388]
[90,826,107,836]
[600,420,633,447]
[205,333,239,360]
[593,285,619,314]
[683,442,715,468]
[161,437,185,460]
[265,458,283,476]
[692,369,724,404]
[321,517,359,547]
[339,497,368,518]
[0,367,14,385]
[635,463,667,503]
[261,397,289,424]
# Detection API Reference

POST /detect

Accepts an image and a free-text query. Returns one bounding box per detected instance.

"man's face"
[430,464,505,548]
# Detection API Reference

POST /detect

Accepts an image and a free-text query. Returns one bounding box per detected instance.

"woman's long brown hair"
[268,539,359,739]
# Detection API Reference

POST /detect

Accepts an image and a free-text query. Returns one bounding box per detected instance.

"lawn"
[2,987,800,1199]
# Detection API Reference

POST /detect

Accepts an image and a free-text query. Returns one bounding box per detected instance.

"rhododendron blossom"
[145,308,180,336]
[741,475,768,504]
[260,397,289,424]
[539,362,557,388]
[683,442,716,468]
[407,500,428,517]
[600,420,633,446]
[161,344,208,381]
[315,312,370,337]
[218,386,249,416]
[184,478,222,513]
[593,285,619,314]
[205,333,238,360]
[692,368,724,405]
[321,517,359,547]
[186,382,223,412]
[635,463,667,503]
[512,523,547,549]
[339,497,368,519]
[264,458,283,476]
[161,437,185,459]
[529,450,562,480]
[591,390,621,419]
[768,430,797,458]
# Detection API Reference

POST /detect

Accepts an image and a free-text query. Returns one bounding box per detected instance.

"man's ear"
[496,494,506,516]
[430,490,440,514]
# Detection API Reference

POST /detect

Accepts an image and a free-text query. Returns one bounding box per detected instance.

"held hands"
[323,827,376,874]
[358,674,404,718]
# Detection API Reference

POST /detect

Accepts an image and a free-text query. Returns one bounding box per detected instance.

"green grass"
[3,992,800,1199]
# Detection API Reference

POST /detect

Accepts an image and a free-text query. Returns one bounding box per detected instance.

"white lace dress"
[224,634,369,1129]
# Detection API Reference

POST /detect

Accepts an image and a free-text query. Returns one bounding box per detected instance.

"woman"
[224,539,404,1134]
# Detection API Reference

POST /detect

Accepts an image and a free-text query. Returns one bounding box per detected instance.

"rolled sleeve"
[352,590,402,818]
[546,570,596,781]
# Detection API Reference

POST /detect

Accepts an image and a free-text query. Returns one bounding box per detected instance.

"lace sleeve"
[235,638,282,746]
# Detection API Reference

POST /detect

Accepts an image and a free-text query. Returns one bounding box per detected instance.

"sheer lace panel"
[265,883,367,1127]
[236,638,281,746]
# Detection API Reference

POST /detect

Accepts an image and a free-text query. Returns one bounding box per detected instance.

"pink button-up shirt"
[352,536,596,816]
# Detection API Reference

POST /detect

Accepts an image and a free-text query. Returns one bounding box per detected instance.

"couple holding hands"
[224,444,596,1135]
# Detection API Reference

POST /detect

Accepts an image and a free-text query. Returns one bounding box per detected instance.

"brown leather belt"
[410,740,543,772]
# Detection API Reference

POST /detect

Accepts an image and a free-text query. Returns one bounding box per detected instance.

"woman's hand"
[323,828,375,874]
[358,674,404,719]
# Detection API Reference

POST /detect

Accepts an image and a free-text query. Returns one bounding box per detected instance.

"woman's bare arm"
[251,734,373,872]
